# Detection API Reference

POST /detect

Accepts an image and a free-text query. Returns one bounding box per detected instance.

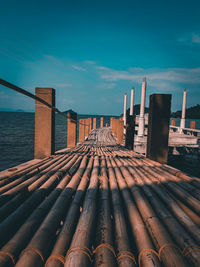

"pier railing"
[0,79,96,159]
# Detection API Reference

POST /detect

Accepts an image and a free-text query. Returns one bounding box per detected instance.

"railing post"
[85,118,89,137]
[125,115,135,150]
[100,117,104,128]
[34,88,55,159]
[67,112,77,148]
[117,119,124,144]
[93,118,96,130]
[88,118,92,132]
[171,120,175,126]
[79,119,85,143]
[146,94,171,164]
[190,121,195,129]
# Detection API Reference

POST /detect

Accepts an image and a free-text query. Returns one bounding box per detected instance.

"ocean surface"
[0,112,118,171]
[0,112,200,171]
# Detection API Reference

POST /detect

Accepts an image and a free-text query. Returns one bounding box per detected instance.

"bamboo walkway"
[0,128,200,267]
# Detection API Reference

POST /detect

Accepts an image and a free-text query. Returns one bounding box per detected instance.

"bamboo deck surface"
[0,128,200,267]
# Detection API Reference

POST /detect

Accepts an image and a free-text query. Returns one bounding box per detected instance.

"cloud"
[97,66,200,85]
[72,65,86,72]
[96,83,116,90]
[84,60,96,64]
[178,32,200,45]
[192,33,200,44]
[54,83,72,88]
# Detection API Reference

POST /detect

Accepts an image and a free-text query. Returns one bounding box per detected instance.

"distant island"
[171,104,200,119]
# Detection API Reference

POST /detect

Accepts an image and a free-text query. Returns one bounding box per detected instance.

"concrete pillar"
[34,88,55,159]
[117,120,124,144]
[79,119,85,143]
[171,120,175,126]
[138,78,147,137]
[93,118,96,130]
[100,117,104,128]
[123,93,127,134]
[130,88,134,115]
[67,112,77,148]
[146,94,171,164]
[190,121,195,129]
[180,89,187,131]
[85,118,89,137]
[125,115,135,150]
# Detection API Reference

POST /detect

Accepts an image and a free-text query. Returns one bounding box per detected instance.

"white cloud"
[178,32,200,45]
[72,65,86,72]
[96,83,116,89]
[84,60,96,64]
[54,83,72,88]
[97,67,200,86]
[192,33,200,44]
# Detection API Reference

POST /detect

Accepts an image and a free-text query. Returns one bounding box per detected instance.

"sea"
[0,112,200,172]
[0,112,119,171]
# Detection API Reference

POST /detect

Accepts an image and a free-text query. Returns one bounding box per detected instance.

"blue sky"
[0,0,200,115]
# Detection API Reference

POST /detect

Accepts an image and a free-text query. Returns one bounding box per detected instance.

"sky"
[0,0,200,115]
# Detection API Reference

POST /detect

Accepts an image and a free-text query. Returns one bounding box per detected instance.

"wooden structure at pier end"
[146,94,172,164]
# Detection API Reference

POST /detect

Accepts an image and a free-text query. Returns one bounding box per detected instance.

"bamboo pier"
[0,127,200,267]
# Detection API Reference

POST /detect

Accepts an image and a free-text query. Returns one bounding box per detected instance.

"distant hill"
[63,109,76,114]
[171,104,200,119]
[121,104,149,116]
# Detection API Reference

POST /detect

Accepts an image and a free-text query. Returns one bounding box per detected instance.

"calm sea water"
[0,112,117,171]
[0,112,200,171]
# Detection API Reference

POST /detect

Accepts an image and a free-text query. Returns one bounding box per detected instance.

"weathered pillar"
[125,115,135,150]
[171,120,175,126]
[130,88,134,115]
[117,120,124,144]
[180,89,187,131]
[190,121,195,129]
[85,118,89,137]
[100,117,104,128]
[79,119,85,143]
[93,118,96,130]
[34,88,55,159]
[123,93,127,134]
[146,94,171,164]
[138,78,147,137]
[67,112,77,148]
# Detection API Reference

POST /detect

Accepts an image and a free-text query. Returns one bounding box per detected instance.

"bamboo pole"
[45,156,93,267]
[64,156,99,267]
[15,156,88,267]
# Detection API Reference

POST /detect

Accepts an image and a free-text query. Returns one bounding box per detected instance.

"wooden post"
[93,118,96,130]
[110,117,113,128]
[34,88,55,159]
[67,112,77,148]
[171,120,175,126]
[105,123,108,127]
[125,115,135,150]
[100,117,104,128]
[88,118,92,132]
[79,119,85,143]
[146,94,171,164]
[85,118,89,137]
[117,120,124,144]
[190,121,195,129]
